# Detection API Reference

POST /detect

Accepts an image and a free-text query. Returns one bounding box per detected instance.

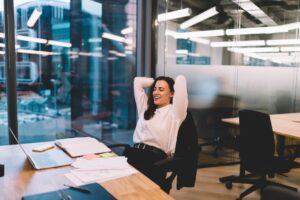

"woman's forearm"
[134,77,154,115]
[173,75,188,119]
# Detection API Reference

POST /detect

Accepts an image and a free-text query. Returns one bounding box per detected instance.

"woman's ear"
[170,91,174,98]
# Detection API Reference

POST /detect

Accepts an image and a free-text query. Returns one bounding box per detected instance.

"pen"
[64,184,91,194]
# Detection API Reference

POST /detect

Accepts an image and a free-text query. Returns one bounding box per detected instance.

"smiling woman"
[125,75,188,190]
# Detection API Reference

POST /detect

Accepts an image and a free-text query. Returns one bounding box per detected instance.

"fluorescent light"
[281,46,300,52]
[102,32,126,43]
[189,38,210,45]
[16,35,47,44]
[124,39,132,44]
[121,27,133,34]
[211,40,265,47]
[188,53,201,57]
[266,39,300,45]
[27,8,42,27]
[109,50,126,57]
[157,8,191,22]
[282,22,300,31]
[17,49,60,56]
[176,49,189,54]
[78,52,103,57]
[185,29,224,38]
[233,0,277,26]
[180,7,218,29]
[0,43,20,48]
[228,47,280,53]
[47,40,72,48]
[255,52,289,57]
[165,30,187,39]
[226,26,287,35]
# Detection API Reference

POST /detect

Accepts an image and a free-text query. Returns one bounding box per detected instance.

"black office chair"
[219,109,297,200]
[109,111,198,193]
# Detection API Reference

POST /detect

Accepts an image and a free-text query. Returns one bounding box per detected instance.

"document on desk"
[22,183,116,200]
[65,156,138,185]
[55,137,111,157]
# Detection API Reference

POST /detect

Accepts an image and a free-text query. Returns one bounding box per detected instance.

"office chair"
[219,109,297,200]
[109,111,198,193]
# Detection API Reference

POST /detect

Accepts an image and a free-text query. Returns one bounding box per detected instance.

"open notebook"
[9,128,73,170]
[55,137,111,158]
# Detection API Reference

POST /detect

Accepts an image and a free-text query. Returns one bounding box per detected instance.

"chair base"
[220,173,297,200]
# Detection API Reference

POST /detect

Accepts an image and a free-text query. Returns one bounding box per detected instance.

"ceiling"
[161,0,300,30]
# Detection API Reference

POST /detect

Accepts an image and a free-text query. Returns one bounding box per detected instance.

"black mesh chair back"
[239,109,275,173]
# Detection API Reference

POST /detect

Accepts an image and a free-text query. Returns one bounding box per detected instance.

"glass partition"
[0,0,7,145]
[12,0,137,145]
[155,0,300,166]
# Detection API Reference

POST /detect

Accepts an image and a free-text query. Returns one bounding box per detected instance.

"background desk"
[0,143,173,200]
[222,113,300,157]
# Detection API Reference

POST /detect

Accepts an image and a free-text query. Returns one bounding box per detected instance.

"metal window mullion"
[4,0,18,144]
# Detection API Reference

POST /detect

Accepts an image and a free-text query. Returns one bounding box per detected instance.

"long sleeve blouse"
[133,75,188,155]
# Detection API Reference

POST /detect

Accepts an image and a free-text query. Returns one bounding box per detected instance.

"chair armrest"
[107,144,131,156]
[108,143,131,149]
[154,156,184,172]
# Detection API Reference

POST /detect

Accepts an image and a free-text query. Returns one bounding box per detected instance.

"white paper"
[65,156,138,185]
[71,156,129,170]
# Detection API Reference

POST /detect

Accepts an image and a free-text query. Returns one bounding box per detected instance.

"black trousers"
[125,147,167,188]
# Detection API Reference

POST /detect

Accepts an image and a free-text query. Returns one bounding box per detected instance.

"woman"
[126,75,188,188]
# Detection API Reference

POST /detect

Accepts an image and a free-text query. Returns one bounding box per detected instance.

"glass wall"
[0,0,137,145]
[0,1,7,145]
[155,0,300,165]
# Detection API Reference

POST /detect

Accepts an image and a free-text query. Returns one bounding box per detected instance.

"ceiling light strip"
[27,8,42,27]
[211,40,265,47]
[157,8,192,22]
[180,7,218,29]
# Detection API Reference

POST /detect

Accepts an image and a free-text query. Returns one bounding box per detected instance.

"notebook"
[55,137,111,158]
[22,183,116,200]
[9,128,73,170]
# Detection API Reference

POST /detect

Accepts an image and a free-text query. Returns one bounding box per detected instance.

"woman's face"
[153,80,174,108]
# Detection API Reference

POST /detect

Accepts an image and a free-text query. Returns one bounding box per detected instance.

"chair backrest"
[174,111,198,189]
[239,110,275,172]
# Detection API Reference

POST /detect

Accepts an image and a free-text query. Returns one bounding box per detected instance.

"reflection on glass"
[0,0,7,144]
[156,0,300,165]
[0,0,138,145]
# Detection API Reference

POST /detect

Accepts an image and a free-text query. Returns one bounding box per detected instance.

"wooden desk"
[272,112,300,122]
[0,143,173,200]
[222,115,300,139]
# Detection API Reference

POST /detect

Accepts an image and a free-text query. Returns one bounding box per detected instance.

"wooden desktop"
[0,142,173,200]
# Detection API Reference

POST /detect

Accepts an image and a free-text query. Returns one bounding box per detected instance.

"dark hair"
[144,76,175,120]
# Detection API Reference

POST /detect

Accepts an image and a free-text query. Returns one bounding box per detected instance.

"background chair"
[219,109,297,200]
[109,111,198,193]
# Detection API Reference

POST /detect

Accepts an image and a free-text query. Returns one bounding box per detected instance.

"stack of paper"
[55,137,111,157]
[65,156,138,185]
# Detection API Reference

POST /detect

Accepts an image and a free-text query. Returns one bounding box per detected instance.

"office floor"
[170,159,300,200]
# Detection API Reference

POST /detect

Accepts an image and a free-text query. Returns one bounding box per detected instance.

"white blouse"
[133,75,188,155]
